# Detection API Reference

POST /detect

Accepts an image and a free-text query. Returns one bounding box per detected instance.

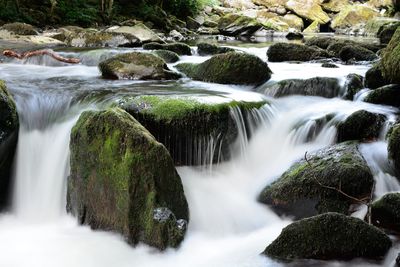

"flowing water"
[0,41,398,267]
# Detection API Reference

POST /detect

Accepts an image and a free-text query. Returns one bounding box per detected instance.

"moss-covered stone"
[197,42,235,56]
[68,108,189,250]
[321,0,349,13]
[388,123,400,174]
[378,22,400,44]
[331,5,380,30]
[176,52,272,86]
[263,77,341,98]
[364,84,400,107]
[380,27,400,84]
[264,213,392,260]
[305,36,335,49]
[119,95,267,165]
[371,193,400,232]
[267,43,332,62]
[365,65,387,89]
[143,42,192,55]
[321,62,339,68]
[65,30,140,48]
[218,13,263,36]
[153,50,180,63]
[337,110,385,142]
[1,22,38,35]
[258,142,374,219]
[327,40,380,58]
[99,52,181,80]
[339,45,377,62]
[303,21,320,33]
[0,81,19,210]
[285,0,330,24]
[343,73,364,100]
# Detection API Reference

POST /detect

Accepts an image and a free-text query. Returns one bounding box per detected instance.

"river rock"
[285,0,330,24]
[343,73,364,100]
[303,21,320,33]
[153,50,180,63]
[326,40,380,58]
[281,14,304,31]
[305,36,335,49]
[378,22,400,44]
[264,212,392,260]
[331,5,380,30]
[339,45,378,62]
[262,77,341,98]
[321,62,339,68]
[0,81,19,210]
[119,95,266,165]
[176,52,272,86]
[364,84,400,107]
[106,23,163,43]
[365,65,387,89]
[380,27,400,84]
[371,193,400,232]
[337,110,385,142]
[99,52,181,80]
[388,123,400,173]
[267,43,331,62]
[68,108,189,250]
[285,32,303,40]
[258,142,374,219]
[218,13,263,36]
[321,0,349,13]
[1,22,38,35]
[65,29,140,48]
[197,42,235,56]
[143,42,192,55]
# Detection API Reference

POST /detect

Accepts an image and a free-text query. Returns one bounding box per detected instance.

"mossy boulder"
[337,110,385,142]
[305,36,335,49]
[68,108,189,250]
[380,27,400,84]
[99,52,181,80]
[153,50,180,63]
[326,40,380,58]
[218,14,263,36]
[364,84,400,107]
[285,0,330,24]
[331,5,380,30]
[259,142,374,219]
[264,212,392,261]
[119,95,266,165]
[143,42,192,55]
[377,22,400,44]
[321,0,349,13]
[65,30,140,48]
[267,43,331,62]
[388,123,400,173]
[321,62,339,68]
[176,52,272,86]
[303,21,320,33]
[197,42,235,56]
[1,22,38,35]
[371,193,400,232]
[0,81,19,210]
[343,73,364,100]
[365,65,386,89]
[106,23,163,43]
[262,77,341,98]
[339,45,377,62]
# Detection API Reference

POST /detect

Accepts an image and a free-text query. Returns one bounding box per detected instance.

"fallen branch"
[3,49,80,64]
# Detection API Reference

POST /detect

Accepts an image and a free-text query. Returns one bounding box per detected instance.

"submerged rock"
[143,42,192,55]
[371,193,400,232]
[68,108,189,250]
[337,110,385,142]
[381,27,400,84]
[197,42,235,56]
[119,95,266,165]
[321,62,339,68]
[153,50,180,63]
[364,84,400,107]
[388,123,400,174]
[262,77,341,98]
[267,43,331,62]
[259,142,374,219]
[99,52,181,80]
[0,81,19,210]
[176,52,272,86]
[264,213,392,260]
[218,13,262,36]
[1,22,38,35]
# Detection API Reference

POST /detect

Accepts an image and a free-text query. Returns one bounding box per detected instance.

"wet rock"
[0,81,19,210]
[378,22,400,44]
[305,36,335,49]
[65,29,140,48]
[321,62,339,68]
[285,0,330,24]
[143,42,192,55]
[285,32,303,40]
[397,253,400,266]
[364,84,400,107]
[99,52,181,80]
[388,123,400,173]
[262,77,341,98]
[1,22,38,35]
[119,95,266,165]
[259,142,374,219]
[326,40,380,58]
[68,108,189,250]
[264,213,392,260]
[339,45,377,62]
[267,43,332,62]
[197,42,235,56]
[343,73,364,100]
[380,27,400,84]
[153,50,180,63]
[371,193,400,232]
[321,0,349,13]
[331,5,380,31]
[106,23,163,43]
[365,65,387,89]
[218,13,263,36]
[176,52,272,86]
[337,110,385,142]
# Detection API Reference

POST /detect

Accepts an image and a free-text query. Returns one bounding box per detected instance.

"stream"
[0,39,399,267]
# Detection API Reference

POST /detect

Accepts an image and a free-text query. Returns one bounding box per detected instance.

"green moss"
[267,43,332,62]
[381,27,400,84]
[154,50,180,63]
[143,42,192,55]
[371,193,400,232]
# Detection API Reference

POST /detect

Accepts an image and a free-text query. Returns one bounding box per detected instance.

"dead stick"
[3,49,80,64]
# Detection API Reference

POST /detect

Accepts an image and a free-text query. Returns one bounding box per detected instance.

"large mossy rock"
[68,108,189,250]
[262,77,341,98]
[267,43,331,62]
[218,13,263,36]
[331,5,380,30]
[176,52,272,86]
[99,52,181,80]
[106,23,163,43]
[364,84,400,107]
[1,22,38,35]
[365,65,387,89]
[337,110,385,142]
[0,81,19,210]
[371,193,400,232]
[343,73,364,100]
[143,42,192,56]
[321,0,349,13]
[64,29,140,48]
[119,95,266,165]
[326,40,380,58]
[259,142,374,219]
[339,45,377,62]
[388,123,400,173]
[264,213,392,261]
[377,22,400,44]
[285,0,330,24]
[197,42,235,56]
[380,27,400,84]
[153,50,180,63]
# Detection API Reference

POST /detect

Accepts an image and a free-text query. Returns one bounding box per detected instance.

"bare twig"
[3,49,80,64]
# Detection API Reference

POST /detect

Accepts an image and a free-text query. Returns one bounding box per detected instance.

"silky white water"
[0,44,399,267]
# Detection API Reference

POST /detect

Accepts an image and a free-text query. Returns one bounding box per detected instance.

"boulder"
[343,73,364,100]
[285,32,304,40]
[143,42,192,55]
[331,5,380,30]
[388,123,400,173]
[68,108,189,250]
[264,213,392,260]
[364,84,400,107]
[326,40,380,57]
[337,110,385,142]
[0,81,19,210]
[267,43,331,62]
[321,62,339,68]
[365,17,400,39]
[305,36,335,49]
[218,14,263,36]
[176,52,272,86]
[106,23,163,43]
[380,27,400,84]
[65,29,140,48]
[339,45,378,62]
[285,0,330,24]
[281,14,304,31]
[303,21,320,33]
[365,65,387,89]
[378,22,400,44]
[99,52,181,80]
[1,22,38,35]
[119,95,266,165]
[259,142,374,219]
[262,77,341,98]
[321,0,349,13]
[371,193,400,232]
[153,50,180,63]
[197,42,235,56]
